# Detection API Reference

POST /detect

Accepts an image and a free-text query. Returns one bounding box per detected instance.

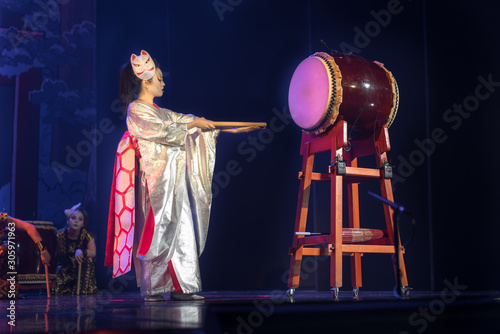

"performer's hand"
[41,249,51,266]
[189,117,216,131]
[221,126,261,133]
[75,249,84,264]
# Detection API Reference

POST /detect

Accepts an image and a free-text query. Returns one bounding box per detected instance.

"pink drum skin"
[288,52,398,137]
[288,57,331,130]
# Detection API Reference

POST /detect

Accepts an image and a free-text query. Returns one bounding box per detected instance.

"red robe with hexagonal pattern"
[104,131,140,277]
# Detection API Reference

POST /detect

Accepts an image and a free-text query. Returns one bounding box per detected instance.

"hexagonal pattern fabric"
[111,132,139,277]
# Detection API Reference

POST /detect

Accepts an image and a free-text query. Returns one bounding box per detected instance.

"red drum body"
[288,52,399,136]
[16,221,57,284]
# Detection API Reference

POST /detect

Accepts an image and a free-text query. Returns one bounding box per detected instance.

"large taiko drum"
[288,52,399,137]
[16,221,57,284]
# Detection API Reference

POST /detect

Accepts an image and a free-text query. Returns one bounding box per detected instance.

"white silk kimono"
[113,100,219,296]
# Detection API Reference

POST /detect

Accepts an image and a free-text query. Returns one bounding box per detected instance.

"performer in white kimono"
[105,50,257,301]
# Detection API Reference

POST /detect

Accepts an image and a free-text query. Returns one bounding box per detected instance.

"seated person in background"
[55,203,98,295]
[0,213,51,299]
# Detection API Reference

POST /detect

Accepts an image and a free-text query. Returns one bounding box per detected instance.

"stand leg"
[330,147,343,290]
[378,152,409,288]
[348,157,362,290]
[288,143,314,289]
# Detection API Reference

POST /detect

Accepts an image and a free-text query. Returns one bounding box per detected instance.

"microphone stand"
[367,191,405,297]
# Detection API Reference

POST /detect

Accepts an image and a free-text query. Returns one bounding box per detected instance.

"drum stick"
[295,232,323,235]
[44,264,50,298]
[76,262,82,295]
[211,121,267,128]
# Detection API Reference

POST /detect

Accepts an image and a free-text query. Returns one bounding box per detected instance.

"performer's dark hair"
[119,58,159,111]
[79,208,89,228]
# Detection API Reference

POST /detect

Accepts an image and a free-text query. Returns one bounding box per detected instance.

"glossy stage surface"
[1,289,500,333]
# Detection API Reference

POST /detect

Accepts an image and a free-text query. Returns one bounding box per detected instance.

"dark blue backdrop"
[95,0,500,293]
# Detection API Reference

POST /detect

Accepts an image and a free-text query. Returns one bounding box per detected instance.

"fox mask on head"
[130,50,155,80]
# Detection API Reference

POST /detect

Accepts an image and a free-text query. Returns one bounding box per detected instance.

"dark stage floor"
[2,289,500,333]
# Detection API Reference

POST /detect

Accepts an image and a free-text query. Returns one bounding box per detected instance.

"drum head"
[288,57,332,131]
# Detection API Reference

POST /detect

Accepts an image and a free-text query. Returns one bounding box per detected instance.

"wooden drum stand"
[286,120,409,299]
